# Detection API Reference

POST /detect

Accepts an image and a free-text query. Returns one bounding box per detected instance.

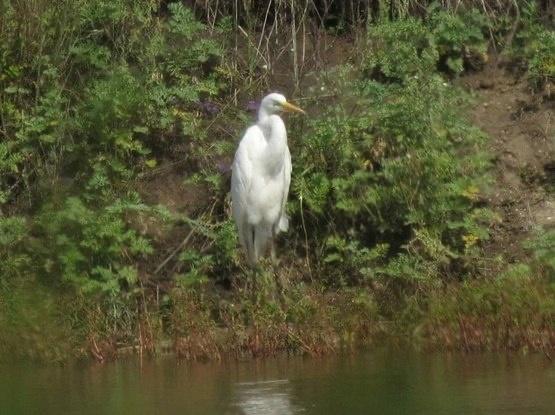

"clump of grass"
[422,266,555,351]
[524,227,555,280]
[0,279,83,362]
[167,276,381,360]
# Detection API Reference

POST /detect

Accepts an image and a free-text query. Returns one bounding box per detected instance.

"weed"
[509,3,555,91]
[524,228,555,279]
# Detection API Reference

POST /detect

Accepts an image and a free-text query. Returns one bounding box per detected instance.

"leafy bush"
[524,228,555,279]
[509,3,555,90]
[0,217,29,277]
[365,18,438,82]
[35,195,153,295]
[0,0,228,298]
[291,66,494,285]
[428,8,488,74]
[528,31,555,90]
[174,218,238,287]
[365,9,488,81]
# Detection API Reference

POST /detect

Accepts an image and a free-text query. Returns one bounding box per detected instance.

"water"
[1,351,554,414]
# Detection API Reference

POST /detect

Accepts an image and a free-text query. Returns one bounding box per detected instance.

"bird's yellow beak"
[281,101,306,114]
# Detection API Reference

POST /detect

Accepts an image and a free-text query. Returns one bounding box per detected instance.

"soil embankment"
[463,65,554,262]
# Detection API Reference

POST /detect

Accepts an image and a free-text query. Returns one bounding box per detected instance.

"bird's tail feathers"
[277,214,289,233]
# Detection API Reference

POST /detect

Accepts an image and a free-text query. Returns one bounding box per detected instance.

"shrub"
[528,31,555,90]
[509,3,555,90]
[524,228,555,280]
[365,18,438,82]
[291,66,494,286]
[365,9,489,81]
[428,8,489,74]
[0,0,229,287]
[35,195,153,295]
[0,217,29,278]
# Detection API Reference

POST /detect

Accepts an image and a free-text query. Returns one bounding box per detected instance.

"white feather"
[230,93,297,265]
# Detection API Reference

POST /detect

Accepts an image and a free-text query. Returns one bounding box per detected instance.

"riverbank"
[2,251,554,363]
[0,1,553,363]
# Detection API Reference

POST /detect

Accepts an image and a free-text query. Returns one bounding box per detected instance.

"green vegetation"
[294,71,494,286]
[508,2,555,91]
[525,228,555,280]
[0,1,553,362]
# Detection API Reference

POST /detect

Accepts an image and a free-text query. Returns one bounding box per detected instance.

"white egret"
[231,93,305,265]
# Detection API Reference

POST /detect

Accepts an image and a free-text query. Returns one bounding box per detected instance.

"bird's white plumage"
[231,93,300,265]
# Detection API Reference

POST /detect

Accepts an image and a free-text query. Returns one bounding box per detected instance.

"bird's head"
[259,93,305,117]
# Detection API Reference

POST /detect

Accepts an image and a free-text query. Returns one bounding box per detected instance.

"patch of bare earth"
[461,65,554,263]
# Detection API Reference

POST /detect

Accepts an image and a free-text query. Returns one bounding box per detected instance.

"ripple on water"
[232,379,304,415]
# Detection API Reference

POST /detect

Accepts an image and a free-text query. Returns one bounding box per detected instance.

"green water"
[1,351,554,414]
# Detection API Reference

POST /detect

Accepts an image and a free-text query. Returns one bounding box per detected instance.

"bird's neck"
[257,106,271,121]
[257,114,287,173]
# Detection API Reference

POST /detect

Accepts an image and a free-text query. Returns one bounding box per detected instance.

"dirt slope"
[462,65,554,263]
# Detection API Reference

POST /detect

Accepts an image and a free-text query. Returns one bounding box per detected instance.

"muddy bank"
[462,66,554,264]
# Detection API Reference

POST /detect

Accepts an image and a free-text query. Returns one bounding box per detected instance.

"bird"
[231,93,305,265]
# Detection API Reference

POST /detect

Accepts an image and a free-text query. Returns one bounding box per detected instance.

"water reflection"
[233,379,301,415]
[1,352,554,415]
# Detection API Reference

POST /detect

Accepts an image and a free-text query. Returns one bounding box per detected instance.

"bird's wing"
[231,126,261,245]
[277,145,292,233]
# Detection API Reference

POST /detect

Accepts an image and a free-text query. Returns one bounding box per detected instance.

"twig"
[237,25,270,68]
[502,0,521,62]
[291,0,299,90]
[256,0,273,56]
[90,337,104,363]
[154,228,195,275]
[155,198,219,275]
[299,192,313,279]
[287,327,316,354]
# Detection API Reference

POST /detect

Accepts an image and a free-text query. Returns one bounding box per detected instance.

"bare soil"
[461,65,554,263]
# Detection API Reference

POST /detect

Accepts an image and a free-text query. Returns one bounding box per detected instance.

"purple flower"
[246,100,259,113]
[216,160,231,174]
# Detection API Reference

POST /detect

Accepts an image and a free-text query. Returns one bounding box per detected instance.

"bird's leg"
[270,239,276,263]
[250,226,259,265]
[270,228,277,264]
[246,225,256,266]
